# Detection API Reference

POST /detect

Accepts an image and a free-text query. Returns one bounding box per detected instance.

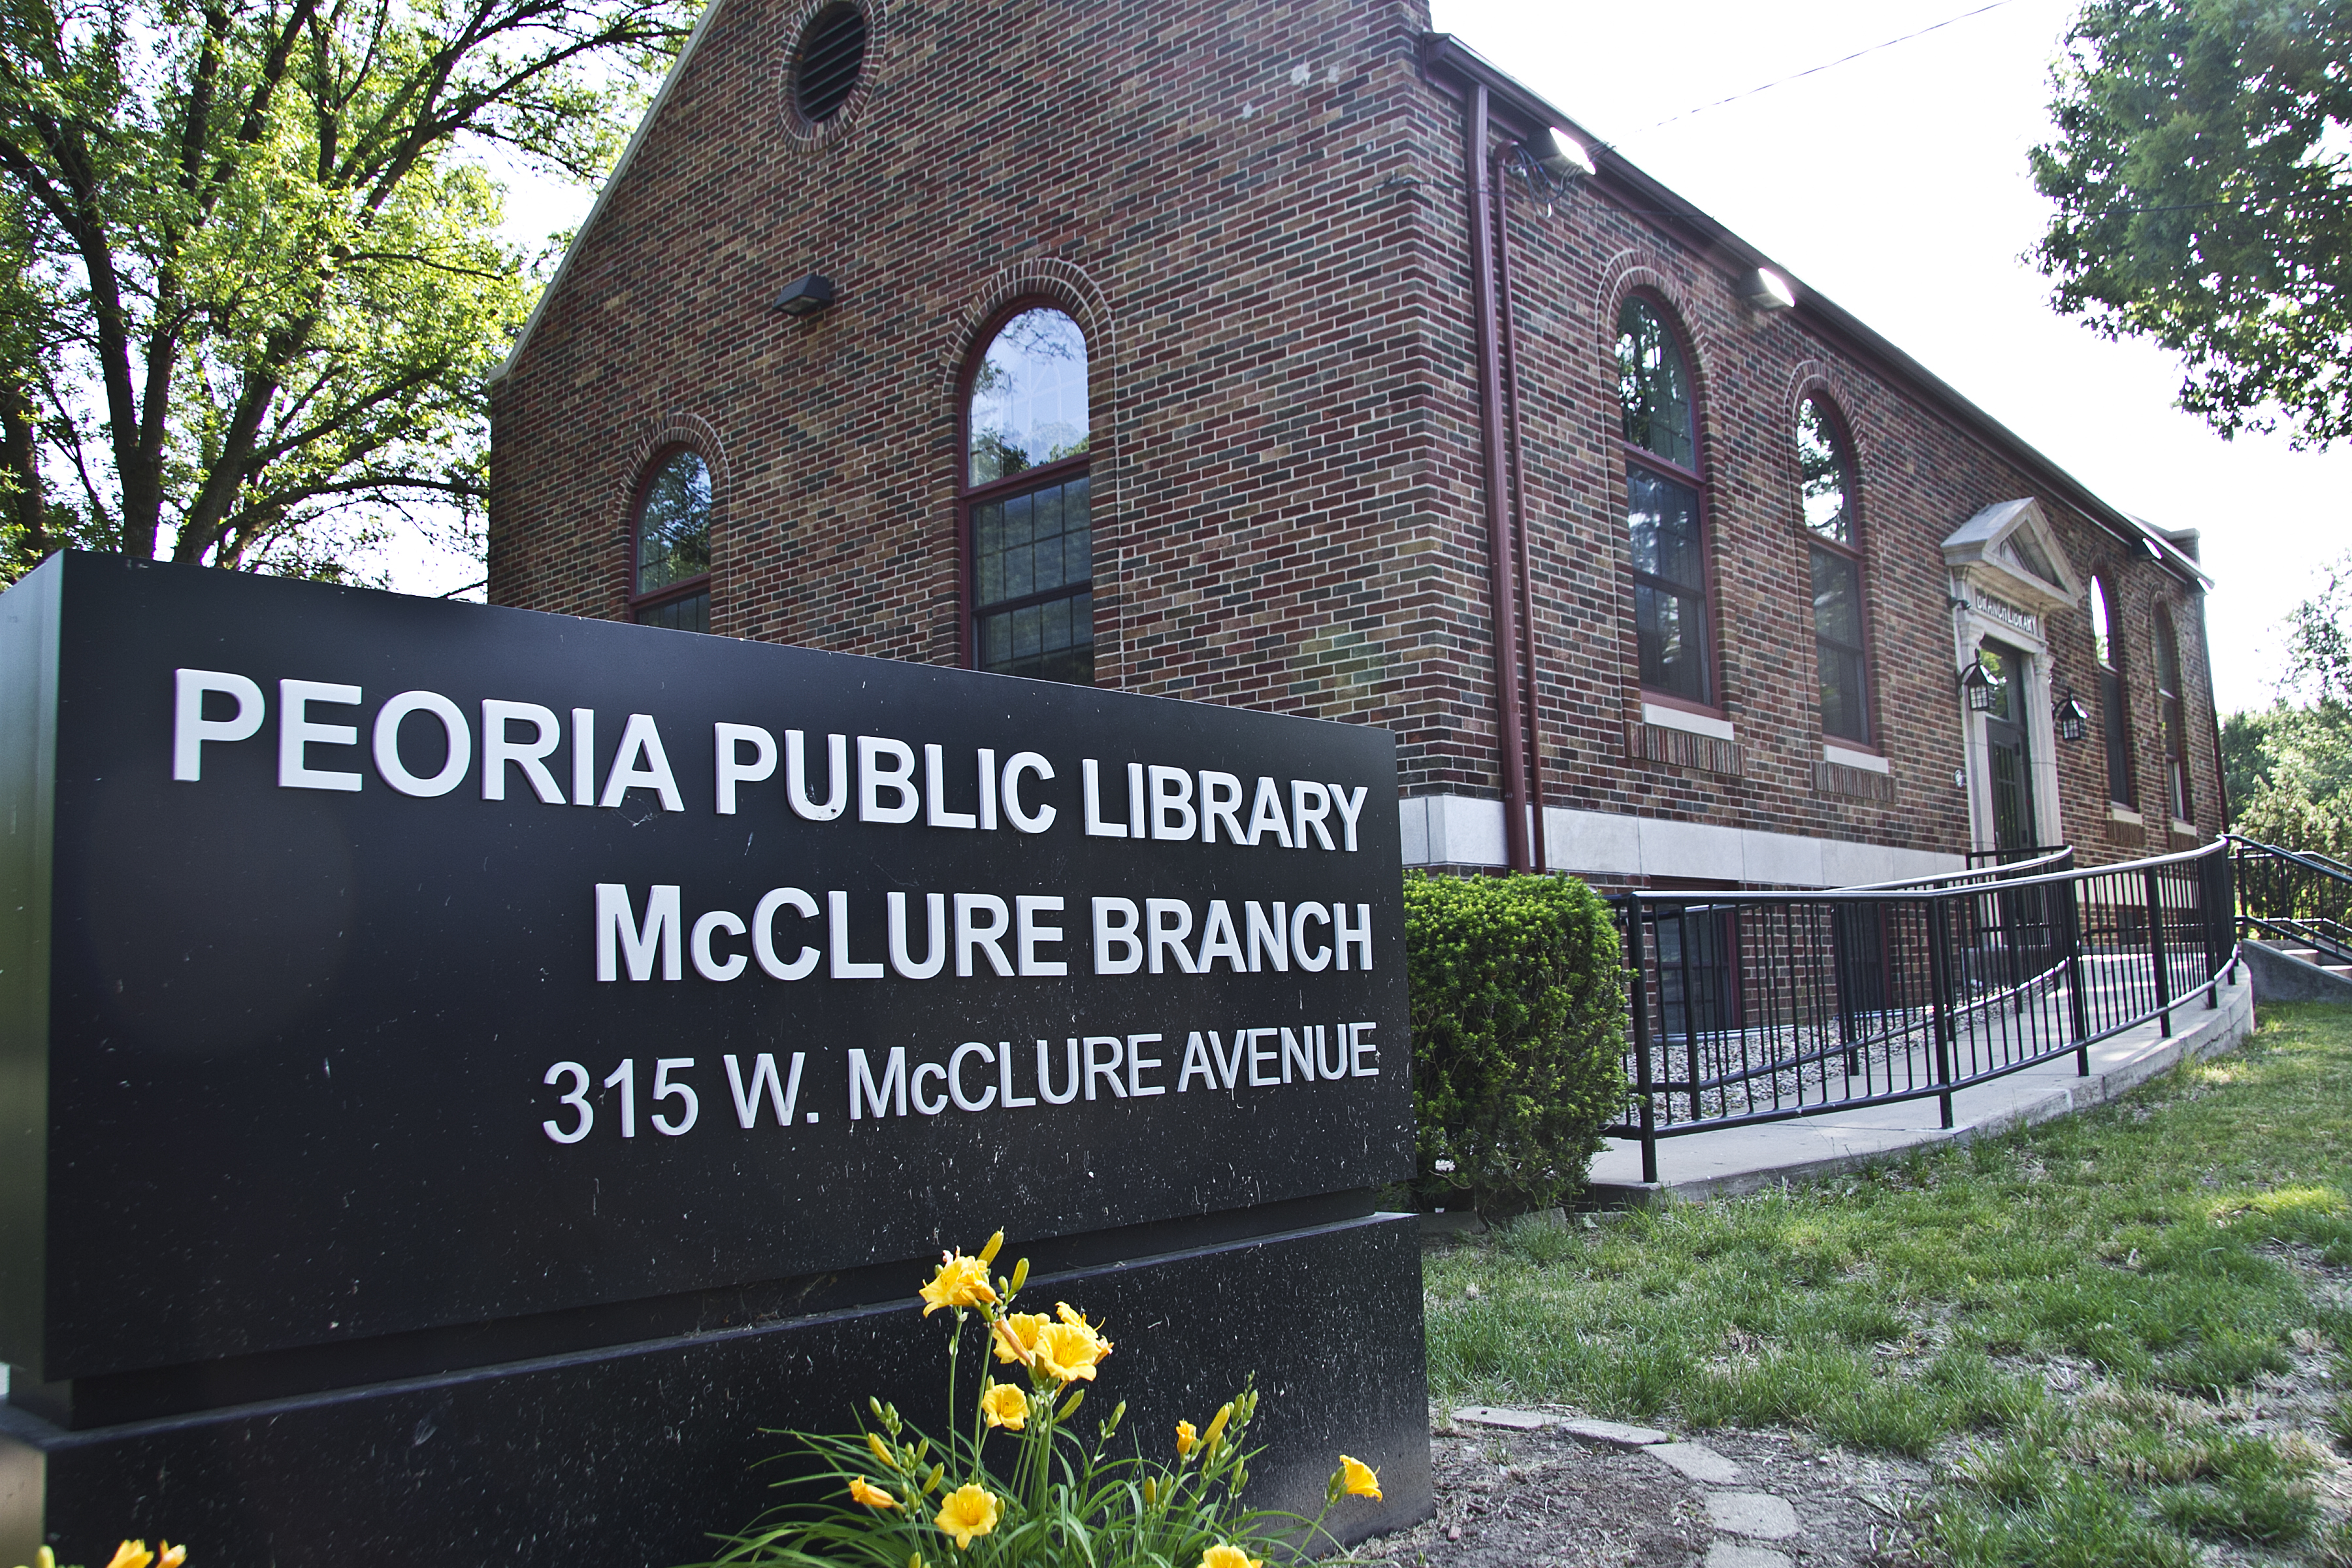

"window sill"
[1821,743,1887,776]
[2171,819,2198,838]
[2107,805,2144,826]
[1641,700,1735,743]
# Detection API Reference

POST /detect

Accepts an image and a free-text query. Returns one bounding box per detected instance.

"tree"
[2225,550,2352,854]
[2032,1,2352,448]
[0,0,694,583]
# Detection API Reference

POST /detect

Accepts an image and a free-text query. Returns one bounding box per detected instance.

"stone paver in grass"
[1560,1416,1670,1448]
[1452,1405,1556,1431]
[1705,1543,1793,1568]
[1646,1441,1744,1484]
[1707,1493,1801,1540]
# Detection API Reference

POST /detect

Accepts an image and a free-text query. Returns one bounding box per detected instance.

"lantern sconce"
[2053,686,2091,743]
[1959,655,1999,713]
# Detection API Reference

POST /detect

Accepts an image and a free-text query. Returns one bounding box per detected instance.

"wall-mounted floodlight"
[1525,125,1595,180]
[1507,127,1594,211]
[773,274,836,318]
[1742,267,1797,310]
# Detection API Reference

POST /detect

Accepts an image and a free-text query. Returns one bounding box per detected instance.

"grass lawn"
[1423,1002,2352,1566]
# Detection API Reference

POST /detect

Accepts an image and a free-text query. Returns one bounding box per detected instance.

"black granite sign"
[0,553,1411,1385]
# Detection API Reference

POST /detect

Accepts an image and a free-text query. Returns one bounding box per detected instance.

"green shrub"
[1403,870,1627,1215]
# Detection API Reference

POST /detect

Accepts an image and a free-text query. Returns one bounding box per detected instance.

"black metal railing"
[1966,844,2073,870]
[2231,835,2352,967]
[1610,838,2236,1183]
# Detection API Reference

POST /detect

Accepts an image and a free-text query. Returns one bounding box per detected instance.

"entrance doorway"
[1980,639,2037,853]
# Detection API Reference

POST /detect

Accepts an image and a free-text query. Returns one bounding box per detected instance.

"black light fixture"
[773,274,836,318]
[1508,126,1594,209]
[2053,687,2091,743]
[1959,655,1998,713]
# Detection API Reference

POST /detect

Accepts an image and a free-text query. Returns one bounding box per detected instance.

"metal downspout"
[1464,82,1534,873]
[1491,138,1545,872]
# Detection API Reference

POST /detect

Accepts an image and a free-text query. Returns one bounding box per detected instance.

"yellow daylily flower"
[992,1311,1049,1365]
[933,1484,1001,1550]
[1199,1547,1263,1568]
[849,1477,900,1510]
[979,1382,1028,1430]
[919,1252,998,1316]
[1337,1454,1382,1501]
[157,1548,186,1568]
[105,1544,154,1568]
[1175,1419,1198,1457]
[1201,1401,1234,1455]
[1032,1319,1113,1384]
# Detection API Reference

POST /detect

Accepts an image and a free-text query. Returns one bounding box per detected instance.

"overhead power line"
[1631,0,2027,134]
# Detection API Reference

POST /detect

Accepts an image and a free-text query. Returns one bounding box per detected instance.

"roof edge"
[487,0,733,385]
[1416,33,2213,595]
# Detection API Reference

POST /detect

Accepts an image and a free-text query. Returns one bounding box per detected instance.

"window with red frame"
[1616,299,1711,705]
[2090,576,2137,808]
[630,448,711,634]
[1797,395,1870,743]
[964,306,1092,684]
[2155,608,2191,820]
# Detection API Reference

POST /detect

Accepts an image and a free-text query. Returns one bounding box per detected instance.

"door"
[1979,640,2036,853]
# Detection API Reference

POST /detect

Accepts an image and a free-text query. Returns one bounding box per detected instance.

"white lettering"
[911,1062,948,1116]
[1037,1039,1081,1105]
[280,679,363,791]
[1127,1033,1166,1097]
[1017,894,1068,976]
[1246,901,1290,972]
[1329,783,1368,851]
[714,723,777,815]
[483,700,564,803]
[1002,752,1055,832]
[600,713,684,811]
[1351,1021,1380,1077]
[925,743,978,829]
[849,1047,907,1119]
[950,1042,998,1111]
[1092,897,1143,975]
[172,668,264,781]
[1199,770,1245,844]
[1147,898,1198,974]
[829,889,885,979]
[724,1051,804,1126]
[1245,776,1294,847]
[691,908,748,981]
[888,890,948,979]
[753,887,821,980]
[858,736,919,824]
[1000,1041,1038,1108]
[1292,902,1332,972]
[596,883,681,981]
[956,892,1015,977]
[1085,1035,1126,1100]
[373,691,471,798]
[1196,900,1245,973]
[1292,780,1335,850]
[1335,902,1373,970]
[1083,758,1127,838]
[1149,765,1196,840]
[1177,1032,1217,1092]
[787,730,849,821]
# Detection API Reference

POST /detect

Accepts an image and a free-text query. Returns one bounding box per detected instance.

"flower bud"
[979,1230,1005,1264]
[1009,1257,1030,1296]
[1058,1387,1086,1420]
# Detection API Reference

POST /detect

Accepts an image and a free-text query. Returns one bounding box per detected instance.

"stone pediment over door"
[1942,498,2083,627]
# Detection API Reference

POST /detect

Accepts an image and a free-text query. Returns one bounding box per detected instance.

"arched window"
[1617,299,1710,705]
[631,448,711,633]
[2089,576,2136,808]
[963,306,1092,684]
[1797,397,1868,743]
[2154,608,2191,820]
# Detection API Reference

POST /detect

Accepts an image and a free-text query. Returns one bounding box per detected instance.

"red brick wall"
[489,0,2225,871]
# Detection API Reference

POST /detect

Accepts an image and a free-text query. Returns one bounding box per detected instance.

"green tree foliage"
[1403,872,1627,1216]
[2225,551,2352,855]
[2032,1,2352,448]
[0,0,695,582]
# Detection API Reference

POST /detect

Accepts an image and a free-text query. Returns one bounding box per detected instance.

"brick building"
[486,0,2224,886]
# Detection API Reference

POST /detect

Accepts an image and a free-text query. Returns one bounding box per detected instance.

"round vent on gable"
[792,3,868,125]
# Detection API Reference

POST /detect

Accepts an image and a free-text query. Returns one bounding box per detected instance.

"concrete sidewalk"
[1587,963,2256,1204]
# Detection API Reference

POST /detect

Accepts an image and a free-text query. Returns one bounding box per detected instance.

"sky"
[401,0,2352,715]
